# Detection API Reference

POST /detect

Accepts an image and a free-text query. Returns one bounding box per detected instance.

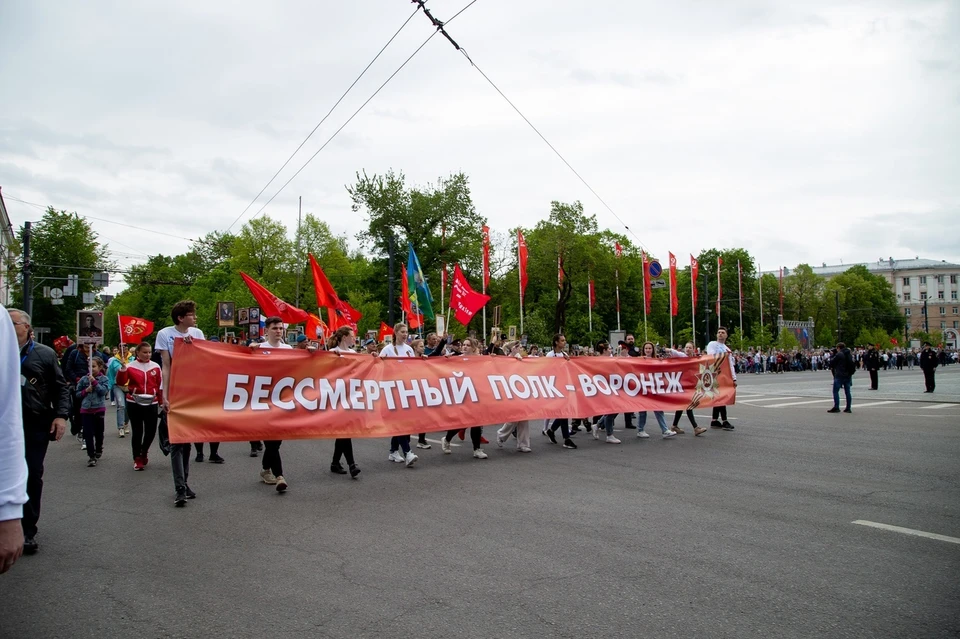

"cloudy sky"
[2,0,958,293]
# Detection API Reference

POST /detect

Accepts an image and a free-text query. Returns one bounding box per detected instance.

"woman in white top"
[496,340,533,452]
[636,341,676,440]
[380,323,418,467]
[664,342,707,436]
[440,338,488,459]
[328,327,362,478]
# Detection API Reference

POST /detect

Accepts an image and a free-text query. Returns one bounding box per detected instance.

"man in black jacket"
[828,342,854,414]
[919,342,938,393]
[864,345,881,390]
[9,309,70,555]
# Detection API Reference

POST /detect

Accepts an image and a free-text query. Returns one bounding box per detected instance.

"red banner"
[668,252,679,317]
[642,251,651,315]
[119,315,154,342]
[481,225,491,290]
[691,255,699,308]
[517,230,528,301]
[241,272,309,324]
[167,341,737,443]
[589,280,596,309]
[450,264,490,326]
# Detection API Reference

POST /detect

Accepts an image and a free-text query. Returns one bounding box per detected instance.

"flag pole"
[643,296,648,343]
[738,259,744,350]
[669,268,674,348]
[615,269,621,331]
[588,281,593,334]
[117,313,123,352]
[758,263,764,342]
[481,242,487,341]
[691,273,696,350]
[518,244,525,336]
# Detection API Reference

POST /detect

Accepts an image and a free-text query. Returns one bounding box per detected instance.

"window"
[939,291,945,299]
[920,292,927,300]
[954,307,959,315]
[905,308,911,316]
[952,275,958,284]
[920,276,927,285]
[937,275,944,284]
[940,307,946,315]
[903,292,911,301]
[955,321,959,329]
[953,292,958,300]
[902,276,910,286]
[941,322,946,330]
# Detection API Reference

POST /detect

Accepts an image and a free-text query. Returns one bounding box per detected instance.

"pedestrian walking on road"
[828,342,854,414]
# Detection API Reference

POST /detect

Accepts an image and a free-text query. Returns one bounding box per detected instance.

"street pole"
[22,221,32,317]
[924,298,929,334]
[703,271,710,345]
[294,196,302,308]
[835,289,841,343]
[387,233,395,326]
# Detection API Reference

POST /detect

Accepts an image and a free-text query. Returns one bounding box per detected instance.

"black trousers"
[127,403,158,460]
[548,418,571,439]
[446,426,482,450]
[869,370,879,389]
[923,369,936,392]
[81,412,105,458]
[332,438,355,466]
[262,440,283,476]
[22,429,50,538]
[712,406,728,422]
[194,442,220,455]
[673,410,697,427]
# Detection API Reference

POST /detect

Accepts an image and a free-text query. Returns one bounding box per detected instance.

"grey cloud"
[0,161,101,203]
[848,208,960,263]
[569,68,679,88]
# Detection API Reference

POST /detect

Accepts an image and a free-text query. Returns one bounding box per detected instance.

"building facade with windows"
[0,187,17,307]
[800,258,960,349]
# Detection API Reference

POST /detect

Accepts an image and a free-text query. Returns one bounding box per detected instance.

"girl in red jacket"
[115,342,162,471]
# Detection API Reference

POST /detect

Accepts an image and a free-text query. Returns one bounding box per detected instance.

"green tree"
[14,207,114,340]
[750,321,774,350]
[857,326,892,349]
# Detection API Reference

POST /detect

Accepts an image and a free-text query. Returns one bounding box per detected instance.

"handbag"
[158,411,171,456]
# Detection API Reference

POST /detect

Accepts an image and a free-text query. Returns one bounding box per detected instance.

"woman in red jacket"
[115,342,163,471]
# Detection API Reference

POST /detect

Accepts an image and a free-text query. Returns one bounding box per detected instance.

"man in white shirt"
[254,317,292,492]
[1,306,28,572]
[706,326,737,431]
[156,300,207,506]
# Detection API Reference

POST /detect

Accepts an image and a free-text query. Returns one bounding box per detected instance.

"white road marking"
[739,396,801,403]
[894,414,958,418]
[762,399,835,408]
[852,520,960,545]
[926,403,957,410]
[423,438,460,447]
[848,401,900,409]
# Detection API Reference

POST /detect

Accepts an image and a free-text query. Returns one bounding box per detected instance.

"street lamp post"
[835,289,841,343]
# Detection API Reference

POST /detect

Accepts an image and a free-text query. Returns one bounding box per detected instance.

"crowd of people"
[1,301,746,570]
[730,345,957,375]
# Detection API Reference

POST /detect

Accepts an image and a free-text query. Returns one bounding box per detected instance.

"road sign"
[650,279,667,289]
[50,287,63,300]
[82,292,96,304]
[649,261,663,278]
[51,299,64,306]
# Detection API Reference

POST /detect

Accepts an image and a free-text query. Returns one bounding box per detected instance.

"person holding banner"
[664,343,707,436]
[441,338,488,459]
[255,317,291,492]
[328,327,362,479]
[543,334,577,450]
[636,342,676,440]
[706,327,737,431]
[591,342,622,444]
[496,341,534,453]
[380,323,418,468]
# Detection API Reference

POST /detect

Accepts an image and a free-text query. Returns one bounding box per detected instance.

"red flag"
[668,253,679,317]
[332,300,361,332]
[691,255,699,308]
[891,337,899,345]
[119,316,155,342]
[589,280,596,309]
[309,254,339,309]
[716,257,723,317]
[240,272,308,324]
[481,225,491,291]
[378,322,394,342]
[305,313,328,342]
[779,267,784,317]
[517,230,528,301]
[449,264,491,326]
[642,251,651,315]
[614,242,623,258]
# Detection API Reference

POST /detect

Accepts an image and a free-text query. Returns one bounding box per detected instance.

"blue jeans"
[111,386,127,428]
[638,411,668,433]
[832,377,852,410]
[602,414,616,436]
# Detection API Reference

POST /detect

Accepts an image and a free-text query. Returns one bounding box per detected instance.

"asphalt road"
[2,367,959,638]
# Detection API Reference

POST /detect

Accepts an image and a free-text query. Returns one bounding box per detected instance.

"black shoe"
[195,453,204,462]
[23,537,38,555]
[722,421,735,431]
[710,420,723,428]
[87,458,97,467]
[256,442,264,451]
[249,449,259,457]
[843,408,852,413]
[209,454,225,464]
[175,491,187,507]
[624,424,636,429]
[349,464,361,479]
[827,407,841,413]
[562,438,578,450]
[546,429,557,444]
[184,486,197,499]
[330,463,347,475]
[95,451,102,459]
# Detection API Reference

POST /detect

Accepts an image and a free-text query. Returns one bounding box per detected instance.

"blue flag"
[407,243,435,320]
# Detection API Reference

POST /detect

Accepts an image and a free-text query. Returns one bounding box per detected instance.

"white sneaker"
[441,437,452,454]
[593,428,600,440]
[637,431,650,439]
[496,434,506,448]
[404,451,418,467]
[81,441,87,450]
[606,435,621,444]
[259,469,277,484]
[662,431,676,439]
[388,450,405,463]
[518,446,532,453]
[118,429,125,438]
[110,401,116,406]
[473,449,488,459]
